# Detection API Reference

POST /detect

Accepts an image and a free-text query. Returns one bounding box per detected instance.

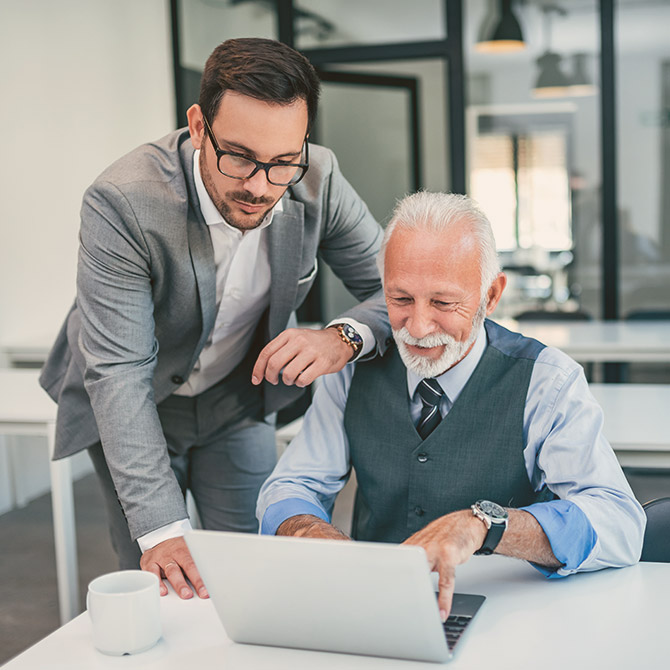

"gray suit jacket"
[39,128,390,539]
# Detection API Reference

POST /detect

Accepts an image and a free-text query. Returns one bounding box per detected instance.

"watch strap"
[475,521,505,555]
[328,323,363,361]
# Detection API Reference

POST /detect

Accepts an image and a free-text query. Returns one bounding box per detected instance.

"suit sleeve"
[316,150,391,356]
[77,180,187,541]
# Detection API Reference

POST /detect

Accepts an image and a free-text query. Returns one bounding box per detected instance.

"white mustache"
[393,329,456,348]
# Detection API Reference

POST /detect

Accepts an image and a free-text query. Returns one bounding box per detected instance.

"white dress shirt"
[138,151,374,551]
[173,150,275,396]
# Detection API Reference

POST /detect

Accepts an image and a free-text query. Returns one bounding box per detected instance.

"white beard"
[393,304,486,378]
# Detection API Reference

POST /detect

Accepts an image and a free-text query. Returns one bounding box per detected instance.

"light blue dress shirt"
[258,324,646,577]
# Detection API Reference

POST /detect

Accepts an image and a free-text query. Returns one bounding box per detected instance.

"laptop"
[185,529,485,663]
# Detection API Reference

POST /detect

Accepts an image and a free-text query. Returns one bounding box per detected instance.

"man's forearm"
[496,509,562,568]
[276,514,350,540]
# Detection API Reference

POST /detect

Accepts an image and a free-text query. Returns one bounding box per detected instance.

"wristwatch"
[328,323,363,361]
[471,500,508,555]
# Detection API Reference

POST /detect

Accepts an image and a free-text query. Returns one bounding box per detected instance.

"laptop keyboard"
[442,614,473,650]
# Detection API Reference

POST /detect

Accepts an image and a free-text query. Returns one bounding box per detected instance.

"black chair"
[640,497,670,562]
[514,308,592,322]
[625,309,670,321]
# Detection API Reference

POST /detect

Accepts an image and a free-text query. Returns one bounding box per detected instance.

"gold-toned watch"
[328,323,363,361]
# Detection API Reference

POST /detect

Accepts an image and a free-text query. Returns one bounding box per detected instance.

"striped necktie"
[416,378,444,439]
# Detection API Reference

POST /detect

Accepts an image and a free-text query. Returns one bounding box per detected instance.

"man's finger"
[176,554,209,599]
[144,561,168,596]
[436,564,456,621]
[251,332,291,384]
[280,354,318,386]
[253,338,302,385]
[163,560,193,600]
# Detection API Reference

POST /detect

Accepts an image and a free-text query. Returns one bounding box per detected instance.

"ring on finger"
[164,561,178,570]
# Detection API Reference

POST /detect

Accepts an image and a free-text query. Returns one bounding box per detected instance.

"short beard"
[199,149,276,231]
[393,302,487,378]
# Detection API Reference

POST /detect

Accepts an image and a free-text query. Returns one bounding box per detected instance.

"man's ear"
[187,104,205,150]
[485,272,507,315]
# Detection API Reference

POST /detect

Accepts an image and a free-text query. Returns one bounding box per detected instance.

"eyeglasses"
[202,114,309,186]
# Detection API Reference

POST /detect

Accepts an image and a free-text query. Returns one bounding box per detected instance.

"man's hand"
[251,327,353,387]
[402,511,486,621]
[277,514,350,540]
[139,536,209,600]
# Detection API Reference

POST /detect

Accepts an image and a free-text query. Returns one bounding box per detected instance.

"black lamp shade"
[476,0,526,53]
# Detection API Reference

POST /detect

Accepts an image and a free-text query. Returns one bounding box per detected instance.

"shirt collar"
[193,149,282,233]
[406,324,487,403]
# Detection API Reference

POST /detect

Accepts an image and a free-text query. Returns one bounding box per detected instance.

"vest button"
[414,506,424,516]
[171,375,184,385]
[417,453,428,463]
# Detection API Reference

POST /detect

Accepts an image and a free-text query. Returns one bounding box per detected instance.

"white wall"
[0,0,174,344]
[0,0,174,510]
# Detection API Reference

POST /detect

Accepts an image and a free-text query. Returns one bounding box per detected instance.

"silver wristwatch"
[471,500,508,555]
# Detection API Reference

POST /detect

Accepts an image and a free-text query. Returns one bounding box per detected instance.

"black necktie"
[416,378,444,439]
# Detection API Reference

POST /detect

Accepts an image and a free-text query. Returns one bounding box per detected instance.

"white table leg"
[47,421,79,624]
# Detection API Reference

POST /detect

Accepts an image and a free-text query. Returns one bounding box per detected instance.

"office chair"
[513,308,592,321]
[625,309,670,321]
[640,497,670,563]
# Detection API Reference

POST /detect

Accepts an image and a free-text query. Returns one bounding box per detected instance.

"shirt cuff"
[261,498,330,536]
[137,518,193,553]
[521,499,597,579]
[326,318,375,359]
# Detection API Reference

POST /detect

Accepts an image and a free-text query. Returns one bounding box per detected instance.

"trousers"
[88,367,277,570]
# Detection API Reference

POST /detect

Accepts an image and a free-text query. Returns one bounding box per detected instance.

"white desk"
[504,319,670,363]
[590,383,670,469]
[0,369,79,625]
[0,332,54,367]
[5,556,668,669]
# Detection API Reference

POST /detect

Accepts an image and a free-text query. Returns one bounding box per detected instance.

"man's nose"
[242,168,270,198]
[406,306,436,340]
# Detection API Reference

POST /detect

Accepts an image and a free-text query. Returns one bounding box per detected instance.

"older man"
[257,191,645,620]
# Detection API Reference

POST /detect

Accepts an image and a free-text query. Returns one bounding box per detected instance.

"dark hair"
[199,38,321,131]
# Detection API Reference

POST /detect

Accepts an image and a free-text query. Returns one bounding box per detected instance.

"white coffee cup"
[87,570,161,655]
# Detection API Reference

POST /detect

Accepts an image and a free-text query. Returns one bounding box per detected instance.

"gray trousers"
[88,365,277,570]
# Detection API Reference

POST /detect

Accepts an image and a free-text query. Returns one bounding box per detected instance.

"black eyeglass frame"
[202,114,309,187]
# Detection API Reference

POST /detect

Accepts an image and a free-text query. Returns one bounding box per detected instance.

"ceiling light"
[568,53,598,97]
[532,51,572,97]
[531,3,571,97]
[476,0,526,53]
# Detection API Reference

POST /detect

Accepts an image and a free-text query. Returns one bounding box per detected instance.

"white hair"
[377,191,501,298]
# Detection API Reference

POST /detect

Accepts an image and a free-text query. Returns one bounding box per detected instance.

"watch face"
[342,324,363,344]
[477,500,507,519]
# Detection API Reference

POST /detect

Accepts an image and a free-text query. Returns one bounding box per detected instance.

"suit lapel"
[181,140,217,359]
[268,197,304,337]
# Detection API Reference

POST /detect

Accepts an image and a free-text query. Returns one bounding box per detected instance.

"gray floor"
[0,474,117,666]
[1,469,669,666]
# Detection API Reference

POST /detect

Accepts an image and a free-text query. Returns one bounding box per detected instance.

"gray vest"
[343,320,551,543]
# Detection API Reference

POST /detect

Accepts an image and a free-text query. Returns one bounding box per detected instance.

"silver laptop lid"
[185,529,453,663]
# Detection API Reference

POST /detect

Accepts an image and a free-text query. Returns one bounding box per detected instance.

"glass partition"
[175,0,277,124]
[464,0,601,320]
[294,0,445,50]
[615,0,670,319]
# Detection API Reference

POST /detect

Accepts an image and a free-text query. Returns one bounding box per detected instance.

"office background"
[1,0,669,663]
